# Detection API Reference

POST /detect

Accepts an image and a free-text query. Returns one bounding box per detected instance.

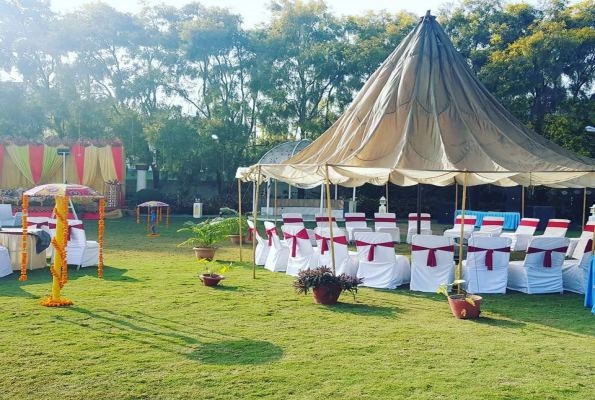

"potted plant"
[437,280,483,319]
[177,219,229,260]
[197,259,232,287]
[293,267,364,304]
[219,207,249,245]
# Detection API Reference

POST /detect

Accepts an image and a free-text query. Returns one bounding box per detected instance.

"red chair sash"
[481,220,503,226]
[315,217,336,222]
[27,221,48,228]
[546,221,569,229]
[375,217,396,223]
[314,234,347,254]
[408,216,431,221]
[345,216,366,222]
[411,245,454,267]
[519,220,539,227]
[49,222,80,241]
[526,246,568,268]
[583,239,594,253]
[283,229,310,257]
[265,227,277,246]
[455,218,476,225]
[355,240,394,261]
[247,227,259,242]
[584,225,595,233]
[283,218,303,224]
[467,246,510,270]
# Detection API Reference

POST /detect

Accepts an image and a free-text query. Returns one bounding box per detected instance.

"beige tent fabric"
[237,13,595,188]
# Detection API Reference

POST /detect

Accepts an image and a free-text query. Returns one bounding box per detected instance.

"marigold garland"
[19,195,29,281]
[40,295,73,307]
[61,197,69,286]
[98,198,105,279]
[136,206,140,224]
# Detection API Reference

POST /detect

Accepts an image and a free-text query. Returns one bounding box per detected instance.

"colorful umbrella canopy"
[138,201,169,207]
[24,183,104,198]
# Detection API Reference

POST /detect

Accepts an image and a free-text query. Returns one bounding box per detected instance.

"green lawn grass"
[1,216,594,399]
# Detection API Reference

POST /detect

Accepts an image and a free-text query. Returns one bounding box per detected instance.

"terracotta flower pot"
[193,247,216,261]
[447,294,483,319]
[200,274,225,286]
[229,234,245,244]
[312,284,342,304]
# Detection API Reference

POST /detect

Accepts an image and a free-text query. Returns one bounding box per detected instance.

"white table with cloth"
[1,228,50,271]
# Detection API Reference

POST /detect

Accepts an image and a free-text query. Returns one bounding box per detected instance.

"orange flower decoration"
[98,198,105,278]
[19,195,29,281]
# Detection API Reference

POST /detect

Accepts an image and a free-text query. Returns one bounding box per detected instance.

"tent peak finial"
[421,10,435,21]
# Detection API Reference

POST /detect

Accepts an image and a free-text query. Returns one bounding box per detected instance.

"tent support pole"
[417,184,422,235]
[253,166,261,279]
[325,164,337,276]
[320,184,324,213]
[266,179,270,216]
[385,183,389,213]
[521,186,525,219]
[335,184,338,200]
[591,207,595,256]
[274,179,277,227]
[352,187,356,201]
[583,188,587,230]
[455,182,458,210]
[456,173,468,290]
[238,179,242,262]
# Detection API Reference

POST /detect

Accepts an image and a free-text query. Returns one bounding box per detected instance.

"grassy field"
[1,216,594,399]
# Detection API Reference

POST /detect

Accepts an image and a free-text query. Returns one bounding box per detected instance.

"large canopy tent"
[237,12,595,277]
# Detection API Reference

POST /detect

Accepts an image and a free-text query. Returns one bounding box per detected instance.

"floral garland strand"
[19,195,29,281]
[136,206,140,224]
[60,197,69,286]
[98,198,105,279]
[166,206,170,229]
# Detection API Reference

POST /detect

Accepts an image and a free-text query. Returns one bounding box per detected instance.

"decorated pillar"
[105,179,121,208]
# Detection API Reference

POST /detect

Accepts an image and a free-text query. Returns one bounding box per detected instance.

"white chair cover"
[282,225,319,276]
[471,216,504,238]
[562,238,593,294]
[27,217,52,257]
[410,235,455,292]
[354,232,410,289]
[65,220,100,268]
[406,213,432,244]
[282,213,316,246]
[566,221,595,257]
[0,246,12,278]
[315,227,358,277]
[0,204,22,227]
[374,213,401,243]
[500,218,539,251]
[344,213,372,242]
[247,220,270,266]
[443,215,477,241]
[541,219,570,237]
[462,236,512,294]
[507,236,569,294]
[263,221,288,272]
[314,213,339,228]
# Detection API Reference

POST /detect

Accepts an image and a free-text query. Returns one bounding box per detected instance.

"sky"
[49,0,558,28]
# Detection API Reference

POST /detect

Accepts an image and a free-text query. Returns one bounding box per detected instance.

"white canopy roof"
[237,12,595,188]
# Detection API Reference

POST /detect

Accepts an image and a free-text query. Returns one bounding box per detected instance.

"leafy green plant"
[293,267,364,301]
[197,258,233,276]
[437,279,477,306]
[219,207,249,235]
[177,219,229,249]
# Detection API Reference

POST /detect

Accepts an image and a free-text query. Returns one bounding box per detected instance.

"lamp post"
[379,196,387,213]
[57,147,70,183]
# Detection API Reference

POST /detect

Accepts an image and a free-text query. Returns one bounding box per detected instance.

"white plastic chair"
[344,213,372,242]
[354,232,410,289]
[374,213,401,243]
[65,220,100,269]
[471,216,504,238]
[314,227,358,277]
[27,217,50,234]
[406,213,432,244]
[541,219,570,237]
[0,246,12,278]
[443,215,477,241]
[282,225,319,276]
[562,239,593,294]
[507,237,569,294]
[263,221,289,272]
[500,218,539,251]
[410,235,455,292]
[566,221,595,257]
[462,236,512,294]
[0,204,23,227]
[282,213,316,246]
[247,220,270,266]
[314,213,339,228]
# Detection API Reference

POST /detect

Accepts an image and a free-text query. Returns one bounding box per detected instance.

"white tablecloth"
[0,229,47,271]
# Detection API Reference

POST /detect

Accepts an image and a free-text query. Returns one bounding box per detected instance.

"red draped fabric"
[0,145,4,174]
[111,146,124,205]
[72,144,86,184]
[28,145,45,184]
[411,245,454,267]
[526,246,568,268]
[467,246,510,270]
[355,240,394,261]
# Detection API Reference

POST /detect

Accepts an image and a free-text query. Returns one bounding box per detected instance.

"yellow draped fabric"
[6,145,34,184]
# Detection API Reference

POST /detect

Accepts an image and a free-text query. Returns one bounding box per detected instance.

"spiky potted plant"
[437,279,483,319]
[293,267,364,304]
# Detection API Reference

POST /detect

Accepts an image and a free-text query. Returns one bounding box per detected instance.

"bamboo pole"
[325,164,337,276]
[253,166,261,279]
[238,178,242,262]
[385,182,389,213]
[521,186,525,219]
[456,172,468,285]
[455,182,458,210]
[591,206,595,256]
[583,187,587,230]
[274,179,278,227]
